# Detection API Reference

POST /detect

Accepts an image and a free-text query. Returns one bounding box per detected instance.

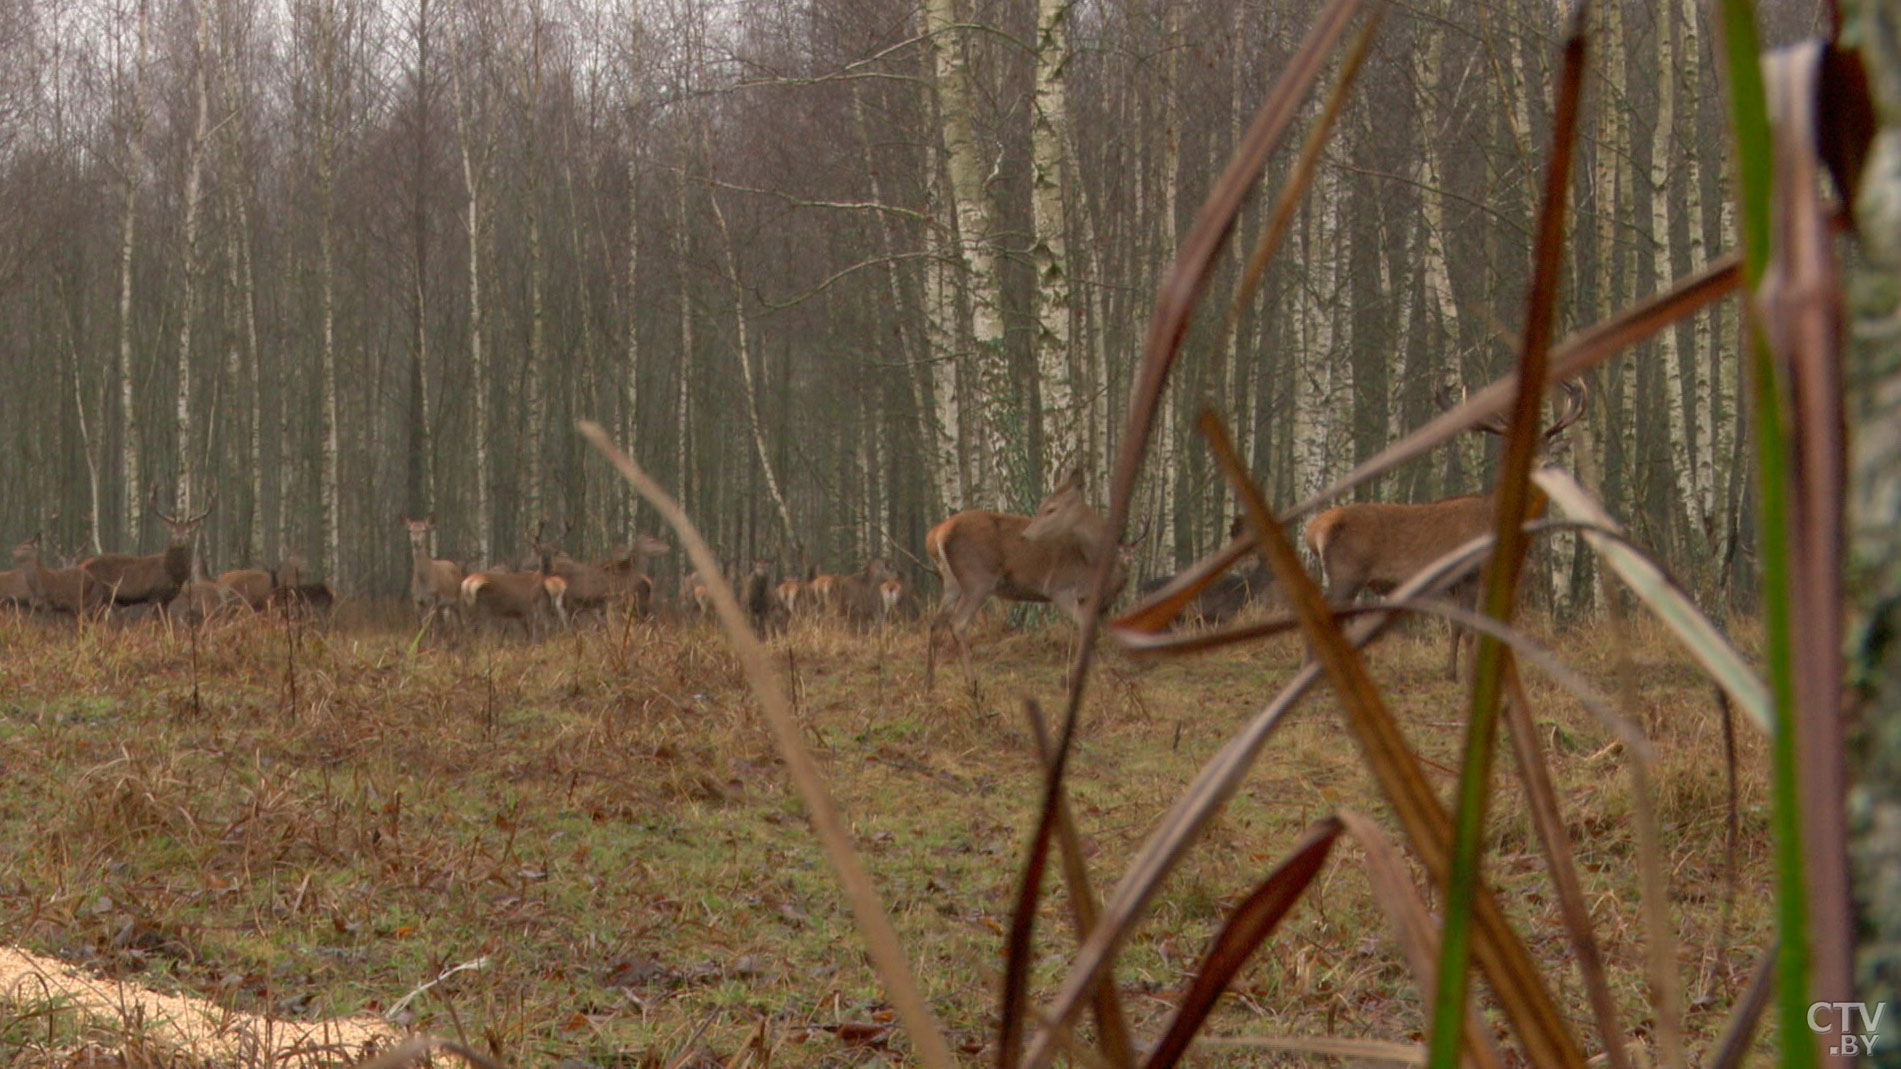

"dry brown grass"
[0,605,1771,1065]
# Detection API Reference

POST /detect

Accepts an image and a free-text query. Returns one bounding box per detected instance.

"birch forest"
[0,0,1823,605]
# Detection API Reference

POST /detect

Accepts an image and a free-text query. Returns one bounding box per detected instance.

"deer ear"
[1055,469,1083,494]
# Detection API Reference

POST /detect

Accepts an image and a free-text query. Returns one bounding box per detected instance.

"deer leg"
[939,586,995,698]
[924,580,965,691]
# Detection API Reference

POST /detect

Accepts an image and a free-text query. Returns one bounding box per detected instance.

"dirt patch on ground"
[0,946,400,1066]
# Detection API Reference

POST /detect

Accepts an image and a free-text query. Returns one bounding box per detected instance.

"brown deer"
[267,581,336,622]
[461,535,565,638]
[403,516,466,630]
[925,470,1129,689]
[774,577,805,618]
[532,532,671,627]
[168,578,248,625]
[879,577,905,622]
[0,560,29,611]
[81,497,213,613]
[1302,380,1587,680]
[685,570,719,617]
[1139,517,1275,629]
[12,535,104,616]
[217,554,309,612]
[828,558,896,629]
[807,572,839,615]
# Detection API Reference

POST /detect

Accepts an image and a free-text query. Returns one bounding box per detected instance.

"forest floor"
[0,604,1772,1067]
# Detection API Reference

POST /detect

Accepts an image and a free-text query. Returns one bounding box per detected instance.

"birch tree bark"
[450,11,494,562]
[404,0,438,524]
[1414,11,1472,491]
[1153,1,1181,556]
[1650,2,1713,594]
[518,2,547,529]
[1029,0,1076,486]
[922,159,966,510]
[173,0,212,516]
[924,0,1017,506]
[211,0,267,563]
[114,0,150,545]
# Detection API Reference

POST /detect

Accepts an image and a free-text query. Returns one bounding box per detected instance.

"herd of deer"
[0,494,334,625]
[917,381,1588,686]
[405,515,913,639]
[3,385,1585,685]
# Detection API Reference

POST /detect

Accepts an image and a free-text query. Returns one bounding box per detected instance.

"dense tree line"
[0,0,1817,607]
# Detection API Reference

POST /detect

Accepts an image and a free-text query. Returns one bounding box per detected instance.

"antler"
[1436,380,1510,436]
[1544,379,1588,440]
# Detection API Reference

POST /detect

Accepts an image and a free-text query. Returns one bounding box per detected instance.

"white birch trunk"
[1415,17,1472,491]
[922,157,966,510]
[116,0,149,544]
[451,42,492,563]
[173,0,212,517]
[621,101,642,537]
[1153,3,1181,558]
[1030,0,1076,483]
[925,0,1015,505]
[1679,0,1719,555]
[1650,1,1709,587]
[675,171,692,515]
[521,15,546,530]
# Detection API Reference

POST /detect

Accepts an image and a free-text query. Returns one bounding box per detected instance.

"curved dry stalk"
[1336,809,1507,1069]
[1143,818,1342,1069]
[1533,468,1770,732]
[578,421,956,1069]
[1208,413,1583,1067]
[1021,4,1373,1066]
[1498,661,1633,1069]
[1022,701,1135,1069]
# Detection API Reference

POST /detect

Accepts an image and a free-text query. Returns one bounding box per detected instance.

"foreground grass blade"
[1761,40,1854,1025]
[1023,5,1368,1065]
[1023,702,1136,1069]
[1207,412,1583,1068]
[1143,818,1341,1069]
[1533,469,1771,732]
[1708,946,1777,1068]
[1214,14,1381,362]
[578,422,956,1069]
[1430,19,1586,1065]
[1121,250,1743,632]
[1021,535,1532,1055]
[1337,809,1506,1069]
[1498,661,1632,1069]
[1715,1,1812,1059]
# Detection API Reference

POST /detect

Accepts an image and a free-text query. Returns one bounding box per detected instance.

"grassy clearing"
[0,606,1771,1066]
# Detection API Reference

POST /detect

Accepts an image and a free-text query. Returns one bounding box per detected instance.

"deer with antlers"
[925,470,1129,689]
[1302,380,1588,680]
[81,494,213,614]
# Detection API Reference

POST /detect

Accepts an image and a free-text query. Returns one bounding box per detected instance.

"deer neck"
[165,542,194,585]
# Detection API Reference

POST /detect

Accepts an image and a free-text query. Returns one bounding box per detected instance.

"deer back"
[218,568,276,609]
[1305,494,1517,596]
[930,510,1124,606]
